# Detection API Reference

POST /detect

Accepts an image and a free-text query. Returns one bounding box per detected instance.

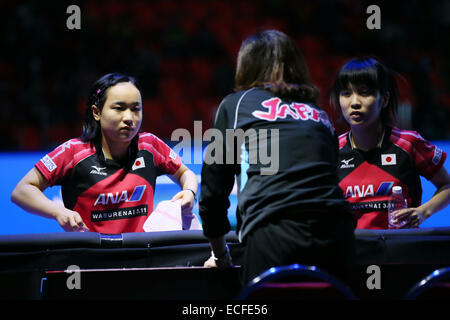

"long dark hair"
[234,30,318,103]
[80,73,138,143]
[330,57,399,126]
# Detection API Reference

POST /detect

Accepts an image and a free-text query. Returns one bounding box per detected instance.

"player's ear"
[92,105,101,121]
[382,92,390,108]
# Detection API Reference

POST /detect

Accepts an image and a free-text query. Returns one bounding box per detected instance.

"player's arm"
[395,166,450,227]
[11,167,89,232]
[168,164,198,214]
[419,166,450,219]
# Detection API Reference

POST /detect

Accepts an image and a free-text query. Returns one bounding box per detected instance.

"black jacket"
[199,87,351,241]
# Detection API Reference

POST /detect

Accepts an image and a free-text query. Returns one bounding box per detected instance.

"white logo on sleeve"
[41,155,57,172]
[381,154,396,166]
[340,158,355,168]
[132,157,146,170]
[169,149,177,160]
[432,148,442,165]
[90,166,107,176]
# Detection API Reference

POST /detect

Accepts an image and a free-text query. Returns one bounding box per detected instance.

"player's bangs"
[335,60,379,94]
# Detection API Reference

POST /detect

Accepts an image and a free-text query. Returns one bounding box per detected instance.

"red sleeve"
[413,134,446,180]
[138,133,182,175]
[34,139,94,186]
[391,128,447,180]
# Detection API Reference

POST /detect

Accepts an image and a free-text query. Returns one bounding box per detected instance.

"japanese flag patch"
[132,157,146,171]
[381,154,396,166]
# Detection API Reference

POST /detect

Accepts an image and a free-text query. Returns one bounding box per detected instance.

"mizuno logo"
[90,166,107,176]
[340,158,355,168]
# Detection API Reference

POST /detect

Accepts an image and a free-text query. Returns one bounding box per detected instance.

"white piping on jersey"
[53,140,88,159]
[391,133,429,165]
[389,134,411,156]
[139,132,166,146]
[213,101,223,125]
[61,148,95,179]
[139,142,167,167]
[391,128,422,140]
[233,87,256,129]
[389,130,429,167]
[139,132,157,140]
[138,133,177,169]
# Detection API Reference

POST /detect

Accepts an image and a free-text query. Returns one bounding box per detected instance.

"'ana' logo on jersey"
[345,182,394,198]
[94,185,146,206]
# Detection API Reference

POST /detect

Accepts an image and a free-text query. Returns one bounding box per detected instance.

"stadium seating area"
[1,0,449,150]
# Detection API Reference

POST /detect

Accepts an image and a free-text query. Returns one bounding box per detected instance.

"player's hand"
[171,190,195,215]
[55,208,89,232]
[392,207,426,228]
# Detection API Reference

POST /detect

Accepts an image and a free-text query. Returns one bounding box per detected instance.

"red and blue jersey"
[35,132,181,234]
[338,126,446,229]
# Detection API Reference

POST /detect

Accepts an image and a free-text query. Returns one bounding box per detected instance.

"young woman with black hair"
[200,30,356,285]
[11,73,198,233]
[331,57,450,229]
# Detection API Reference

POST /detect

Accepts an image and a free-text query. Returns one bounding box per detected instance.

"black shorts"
[240,211,356,286]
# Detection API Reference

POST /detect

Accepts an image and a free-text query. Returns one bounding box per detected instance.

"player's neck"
[101,135,130,161]
[350,122,385,152]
